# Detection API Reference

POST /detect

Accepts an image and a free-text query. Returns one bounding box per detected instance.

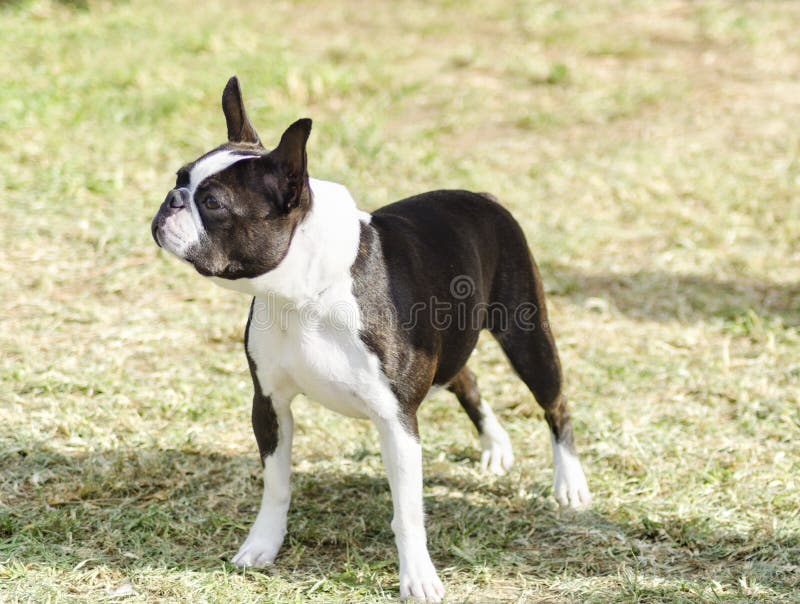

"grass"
[1,0,799,601]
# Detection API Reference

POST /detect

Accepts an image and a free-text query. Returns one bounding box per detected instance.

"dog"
[151,76,590,602]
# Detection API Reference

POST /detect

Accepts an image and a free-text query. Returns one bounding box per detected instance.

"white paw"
[479,427,514,475]
[477,401,514,476]
[399,558,445,602]
[552,438,591,509]
[554,462,591,508]
[231,530,285,568]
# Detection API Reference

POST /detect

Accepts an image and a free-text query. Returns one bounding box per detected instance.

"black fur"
[351,190,574,450]
[447,367,484,435]
[222,76,261,145]
[245,300,279,461]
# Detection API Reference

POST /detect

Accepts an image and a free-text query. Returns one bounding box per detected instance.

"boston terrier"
[151,76,590,602]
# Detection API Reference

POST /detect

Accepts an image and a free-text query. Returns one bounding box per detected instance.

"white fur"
[225,179,392,421]
[551,434,591,508]
[188,150,260,195]
[156,209,202,257]
[232,400,293,567]
[375,418,444,602]
[477,399,514,475]
[226,179,442,599]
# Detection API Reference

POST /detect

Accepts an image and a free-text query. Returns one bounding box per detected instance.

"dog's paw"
[553,448,591,509]
[479,427,514,476]
[399,559,445,602]
[232,531,284,568]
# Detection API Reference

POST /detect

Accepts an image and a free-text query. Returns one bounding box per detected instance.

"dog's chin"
[180,248,230,279]
[154,232,229,279]
[192,262,219,277]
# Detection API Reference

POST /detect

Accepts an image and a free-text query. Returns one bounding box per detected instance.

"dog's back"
[356,190,552,392]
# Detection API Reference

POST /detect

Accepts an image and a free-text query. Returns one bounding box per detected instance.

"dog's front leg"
[233,391,293,567]
[374,416,445,602]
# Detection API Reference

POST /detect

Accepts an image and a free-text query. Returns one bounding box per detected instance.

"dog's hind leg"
[489,260,591,508]
[448,366,514,475]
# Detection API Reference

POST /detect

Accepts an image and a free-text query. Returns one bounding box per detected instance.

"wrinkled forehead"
[176,145,262,193]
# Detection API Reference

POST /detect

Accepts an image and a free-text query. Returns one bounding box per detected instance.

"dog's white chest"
[247,296,390,419]
[218,178,396,419]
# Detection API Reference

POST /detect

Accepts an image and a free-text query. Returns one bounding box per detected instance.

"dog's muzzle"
[152,187,191,246]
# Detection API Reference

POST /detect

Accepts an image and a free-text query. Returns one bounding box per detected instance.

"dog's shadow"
[545,263,800,326]
[3,441,796,597]
[2,442,596,571]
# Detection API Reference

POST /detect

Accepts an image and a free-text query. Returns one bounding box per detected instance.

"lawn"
[1,0,798,602]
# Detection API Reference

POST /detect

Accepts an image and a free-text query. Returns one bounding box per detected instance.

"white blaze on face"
[158,149,259,258]
[188,150,260,195]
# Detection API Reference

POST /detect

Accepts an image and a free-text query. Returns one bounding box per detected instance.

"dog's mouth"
[151,217,190,257]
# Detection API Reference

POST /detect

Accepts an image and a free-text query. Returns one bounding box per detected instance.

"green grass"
[1,0,799,602]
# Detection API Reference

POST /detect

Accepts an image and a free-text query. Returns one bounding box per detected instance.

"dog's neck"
[210,178,371,307]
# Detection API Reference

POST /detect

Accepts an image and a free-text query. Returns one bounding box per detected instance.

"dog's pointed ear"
[273,118,312,171]
[271,118,312,211]
[221,76,261,145]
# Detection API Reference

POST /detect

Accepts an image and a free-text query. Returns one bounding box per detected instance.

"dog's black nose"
[166,188,189,209]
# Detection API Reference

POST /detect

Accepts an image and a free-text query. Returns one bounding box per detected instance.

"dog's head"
[151,76,312,280]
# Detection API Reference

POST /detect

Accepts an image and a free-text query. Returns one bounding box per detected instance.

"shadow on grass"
[1,441,797,596]
[546,264,800,327]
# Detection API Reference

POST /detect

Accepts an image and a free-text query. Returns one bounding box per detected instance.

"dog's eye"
[203,196,221,210]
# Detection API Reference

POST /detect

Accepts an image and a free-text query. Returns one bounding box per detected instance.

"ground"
[1,0,798,602]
